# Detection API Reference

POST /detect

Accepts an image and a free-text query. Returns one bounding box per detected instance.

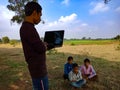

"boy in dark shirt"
[20,2,48,90]
[63,56,73,80]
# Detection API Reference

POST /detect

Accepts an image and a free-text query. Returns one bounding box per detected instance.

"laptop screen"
[44,30,64,50]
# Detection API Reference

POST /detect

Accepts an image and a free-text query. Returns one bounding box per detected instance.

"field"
[0,40,120,90]
[63,39,117,45]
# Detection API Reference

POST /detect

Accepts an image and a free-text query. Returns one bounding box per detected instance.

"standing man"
[20,2,48,90]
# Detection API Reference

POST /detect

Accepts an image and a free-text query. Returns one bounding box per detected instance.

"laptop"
[44,30,64,50]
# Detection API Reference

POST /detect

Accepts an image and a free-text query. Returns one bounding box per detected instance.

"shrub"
[10,40,18,47]
[2,36,10,44]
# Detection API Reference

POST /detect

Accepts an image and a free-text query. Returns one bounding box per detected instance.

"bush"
[2,36,10,44]
[10,40,18,47]
[70,43,75,46]
[116,43,120,50]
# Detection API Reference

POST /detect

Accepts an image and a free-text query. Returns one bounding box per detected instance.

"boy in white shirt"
[69,63,86,88]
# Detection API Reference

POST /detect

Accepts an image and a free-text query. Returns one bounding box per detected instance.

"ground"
[0,42,120,90]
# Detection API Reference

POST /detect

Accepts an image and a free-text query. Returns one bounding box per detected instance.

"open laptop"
[44,30,64,50]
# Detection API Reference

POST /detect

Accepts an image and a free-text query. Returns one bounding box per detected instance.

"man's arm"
[26,28,46,54]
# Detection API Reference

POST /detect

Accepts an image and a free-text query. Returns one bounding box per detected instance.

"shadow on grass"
[0,47,120,90]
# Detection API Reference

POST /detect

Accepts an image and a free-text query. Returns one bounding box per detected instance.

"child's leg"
[77,79,86,87]
[88,75,98,81]
[71,79,86,88]
[63,74,69,80]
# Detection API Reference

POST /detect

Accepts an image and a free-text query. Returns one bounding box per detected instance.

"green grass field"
[64,39,117,45]
[0,43,120,90]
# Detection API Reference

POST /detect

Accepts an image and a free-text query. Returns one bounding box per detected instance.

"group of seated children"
[63,56,97,88]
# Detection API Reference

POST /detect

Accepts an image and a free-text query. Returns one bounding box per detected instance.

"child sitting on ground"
[69,63,86,88]
[63,56,73,80]
[80,58,98,81]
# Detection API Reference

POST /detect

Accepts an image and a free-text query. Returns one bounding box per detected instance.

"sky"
[0,0,120,39]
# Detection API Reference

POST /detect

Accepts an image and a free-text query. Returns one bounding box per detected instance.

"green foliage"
[70,43,75,46]
[10,39,18,47]
[47,48,58,55]
[64,39,115,45]
[7,0,38,24]
[2,36,10,44]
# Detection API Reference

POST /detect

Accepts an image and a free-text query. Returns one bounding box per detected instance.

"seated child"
[80,58,98,81]
[63,56,73,80]
[69,63,86,88]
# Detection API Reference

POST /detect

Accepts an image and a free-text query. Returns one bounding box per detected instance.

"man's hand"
[43,42,48,50]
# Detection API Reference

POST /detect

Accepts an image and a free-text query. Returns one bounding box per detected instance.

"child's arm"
[64,64,68,74]
[76,71,83,81]
[68,72,77,82]
[88,65,96,78]
[80,65,85,75]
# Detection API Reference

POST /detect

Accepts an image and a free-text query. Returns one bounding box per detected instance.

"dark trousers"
[32,75,49,90]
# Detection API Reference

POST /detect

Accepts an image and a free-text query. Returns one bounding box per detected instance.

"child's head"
[67,56,73,64]
[72,63,79,74]
[84,58,90,67]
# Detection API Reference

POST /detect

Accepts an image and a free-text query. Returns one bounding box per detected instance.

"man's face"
[33,10,42,25]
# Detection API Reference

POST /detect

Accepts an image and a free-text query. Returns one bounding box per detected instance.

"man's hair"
[72,63,78,69]
[67,56,73,61]
[84,58,90,63]
[25,1,42,16]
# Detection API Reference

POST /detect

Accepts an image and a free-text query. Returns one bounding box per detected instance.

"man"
[20,2,48,90]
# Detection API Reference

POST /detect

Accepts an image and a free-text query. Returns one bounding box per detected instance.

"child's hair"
[67,56,73,61]
[72,63,78,69]
[84,58,90,63]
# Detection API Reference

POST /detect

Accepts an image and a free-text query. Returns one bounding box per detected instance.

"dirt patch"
[57,44,120,61]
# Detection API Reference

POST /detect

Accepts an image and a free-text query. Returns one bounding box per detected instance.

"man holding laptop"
[20,1,64,90]
[20,2,48,90]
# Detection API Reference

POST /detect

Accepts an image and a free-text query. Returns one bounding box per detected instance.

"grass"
[0,44,120,90]
[64,39,118,45]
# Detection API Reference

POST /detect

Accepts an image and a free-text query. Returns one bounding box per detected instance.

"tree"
[82,37,86,40]
[2,36,10,44]
[114,35,120,40]
[7,0,38,24]
[7,0,111,24]
[0,38,2,43]
[88,37,91,40]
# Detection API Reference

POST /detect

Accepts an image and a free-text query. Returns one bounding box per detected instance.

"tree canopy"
[7,0,38,24]
[2,36,10,44]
